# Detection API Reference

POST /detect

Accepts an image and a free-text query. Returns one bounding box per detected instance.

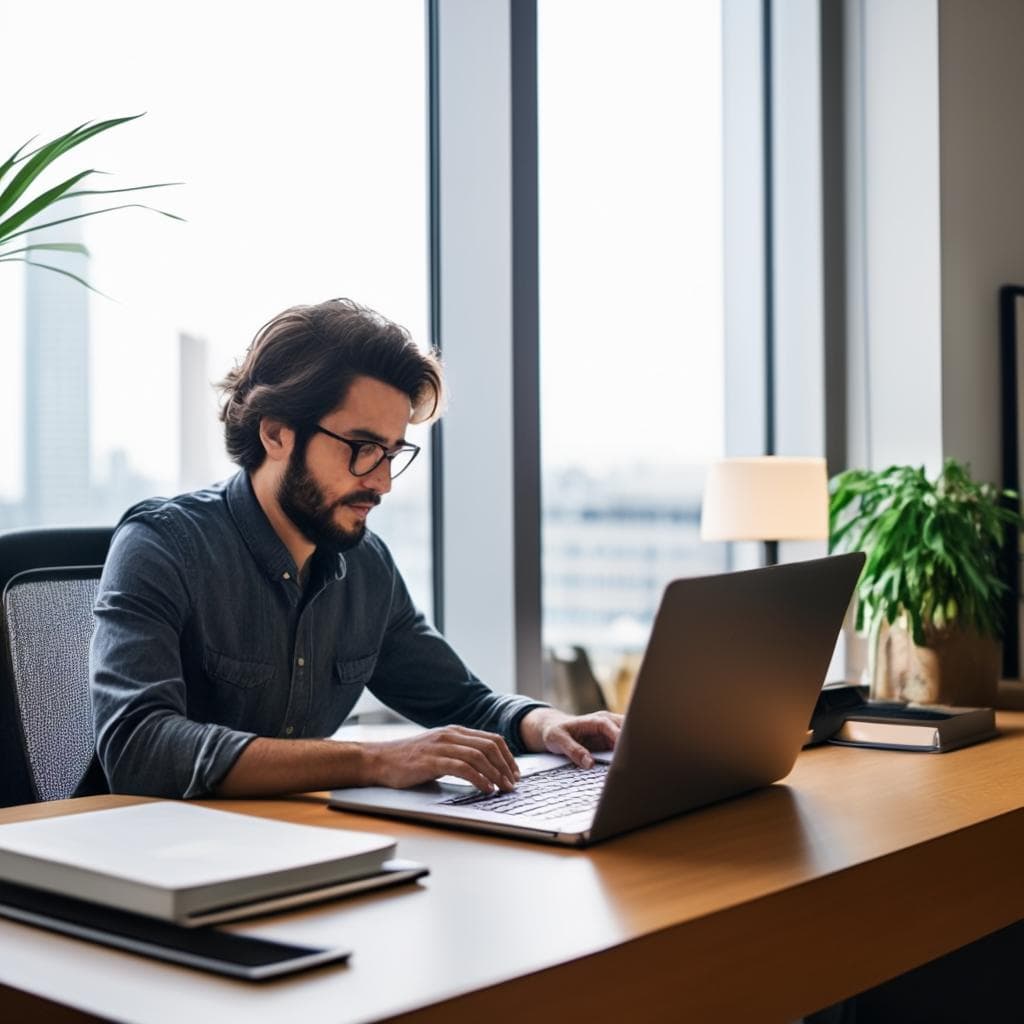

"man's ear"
[259,417,296,463]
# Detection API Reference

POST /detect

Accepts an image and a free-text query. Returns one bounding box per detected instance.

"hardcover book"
[829,703,997,752]
[0,801,400,924]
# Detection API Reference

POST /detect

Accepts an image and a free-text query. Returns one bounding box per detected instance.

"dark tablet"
[0,880,350,980]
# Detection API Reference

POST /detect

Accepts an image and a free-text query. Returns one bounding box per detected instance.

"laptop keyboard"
[439,762,610,819]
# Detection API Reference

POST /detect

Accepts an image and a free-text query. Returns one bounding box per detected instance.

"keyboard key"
[439,762,609,820]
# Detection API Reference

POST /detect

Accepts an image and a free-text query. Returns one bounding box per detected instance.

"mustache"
[336,491,382,509]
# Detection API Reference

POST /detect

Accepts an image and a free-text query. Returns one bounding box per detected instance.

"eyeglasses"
[313,425,421,479]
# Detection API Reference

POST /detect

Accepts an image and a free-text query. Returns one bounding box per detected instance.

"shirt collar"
[224,470,348,586]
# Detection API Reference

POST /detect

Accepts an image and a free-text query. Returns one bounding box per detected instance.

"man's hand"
[361,726,520,794]
[519,707,624,768]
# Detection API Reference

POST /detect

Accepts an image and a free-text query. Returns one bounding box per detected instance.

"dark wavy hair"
[218,298,444,470]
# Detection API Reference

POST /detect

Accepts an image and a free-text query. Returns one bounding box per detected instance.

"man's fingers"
[550,730,595,769]
[594,716,621,747]
[436,742,515,792]
[446,727,519,783]
[436,756,497,794]
[448,726,519,778]
[564,714,621,751]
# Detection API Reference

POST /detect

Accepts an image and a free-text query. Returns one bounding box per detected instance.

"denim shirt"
[89,471,546,798]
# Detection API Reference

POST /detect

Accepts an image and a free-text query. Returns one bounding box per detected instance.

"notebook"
[0,802,401,924]
[330,552,865,846]
[829,702,997,752]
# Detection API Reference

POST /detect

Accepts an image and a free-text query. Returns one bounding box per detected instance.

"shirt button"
[282,571,291,580]
[297,657,305,667]
[285,725,294,736]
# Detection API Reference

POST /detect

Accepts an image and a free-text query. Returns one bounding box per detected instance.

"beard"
[277,444,379,552]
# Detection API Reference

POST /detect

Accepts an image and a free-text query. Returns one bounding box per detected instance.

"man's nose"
[365,460,392,494]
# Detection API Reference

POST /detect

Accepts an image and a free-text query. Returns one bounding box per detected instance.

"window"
[0,0,433,613]
[538,0,728,676]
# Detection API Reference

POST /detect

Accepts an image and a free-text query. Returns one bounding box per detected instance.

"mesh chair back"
[1,566,102,802]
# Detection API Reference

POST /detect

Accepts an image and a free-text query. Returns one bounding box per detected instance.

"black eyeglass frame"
[312,425,421,479]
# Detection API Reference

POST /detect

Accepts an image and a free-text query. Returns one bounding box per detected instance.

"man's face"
[277,376,413,549]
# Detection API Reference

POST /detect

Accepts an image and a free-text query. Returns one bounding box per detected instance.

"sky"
[0,0,724,504]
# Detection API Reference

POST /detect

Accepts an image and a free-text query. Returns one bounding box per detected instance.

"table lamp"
[700,456,829,564]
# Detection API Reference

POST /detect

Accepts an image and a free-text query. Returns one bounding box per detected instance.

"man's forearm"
[215,737,371,797]
[217,725,524,797]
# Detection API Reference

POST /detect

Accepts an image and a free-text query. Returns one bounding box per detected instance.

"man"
[90,298,621,799]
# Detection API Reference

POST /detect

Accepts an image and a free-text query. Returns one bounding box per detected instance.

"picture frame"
[999,285,1024,678]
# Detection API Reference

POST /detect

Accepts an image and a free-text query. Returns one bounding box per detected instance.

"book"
[828,702,997,752]
[0,801,400,924]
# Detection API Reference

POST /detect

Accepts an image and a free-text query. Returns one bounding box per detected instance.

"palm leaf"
[0,256,111,298]
[0,137,38,189]
[63,181,183,199]
[0,242,91,259]
[0,114,181,299]
[0,115,144,219]
[0,169,96,242]
[0,202,185,247]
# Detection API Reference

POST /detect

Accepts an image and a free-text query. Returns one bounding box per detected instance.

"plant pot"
[871,621,1001,707]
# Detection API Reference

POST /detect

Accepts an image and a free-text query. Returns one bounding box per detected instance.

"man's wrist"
[358,741,385,787]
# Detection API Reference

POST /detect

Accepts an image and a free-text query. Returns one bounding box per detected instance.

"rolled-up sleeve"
[90,517,256,798]
[366,562,548,754]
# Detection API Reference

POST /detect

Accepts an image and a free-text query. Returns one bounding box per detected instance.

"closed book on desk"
[0,801,398,925]
[829,704,997,752]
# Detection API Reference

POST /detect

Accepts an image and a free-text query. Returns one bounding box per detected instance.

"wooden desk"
[3,714,1024,1024]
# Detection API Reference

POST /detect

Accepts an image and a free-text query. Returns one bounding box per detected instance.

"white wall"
[847,0,944,474]
[847,0,1024,486]
[938,0,1024,486]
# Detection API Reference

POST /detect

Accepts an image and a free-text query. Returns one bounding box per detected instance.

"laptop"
[329,552,865,846]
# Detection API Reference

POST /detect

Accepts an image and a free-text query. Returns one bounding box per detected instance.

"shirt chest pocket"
[204,648,276,690]
[333,652,378,689]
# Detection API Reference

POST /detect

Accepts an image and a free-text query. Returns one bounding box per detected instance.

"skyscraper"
[178,331,212,491]
[23,207,91,524]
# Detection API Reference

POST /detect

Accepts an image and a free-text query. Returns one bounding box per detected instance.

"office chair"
[0,527,113,807]
[543,645,608,715]
[0,526,112,588]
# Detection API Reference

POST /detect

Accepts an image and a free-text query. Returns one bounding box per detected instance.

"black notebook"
[828,702,997,753]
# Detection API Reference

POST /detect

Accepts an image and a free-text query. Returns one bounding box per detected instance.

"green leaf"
[63,181,183,199]
[0,169,95,242]
[0,256,112,298]
[0,202,185,247]
[0,115,144,220]
[0,114,181,300]
[0,136,37,189]
[829,458,1019,639]
[0,242,91,259]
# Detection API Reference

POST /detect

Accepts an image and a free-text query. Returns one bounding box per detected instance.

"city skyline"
[1,0,724,502]
[1,0,727,662]
[2,259,719,659]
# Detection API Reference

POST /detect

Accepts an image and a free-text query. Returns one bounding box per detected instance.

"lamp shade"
[700,457,829,542]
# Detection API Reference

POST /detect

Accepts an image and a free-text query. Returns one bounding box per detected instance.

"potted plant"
[0,114,180,293]
[829,459,1021,706]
